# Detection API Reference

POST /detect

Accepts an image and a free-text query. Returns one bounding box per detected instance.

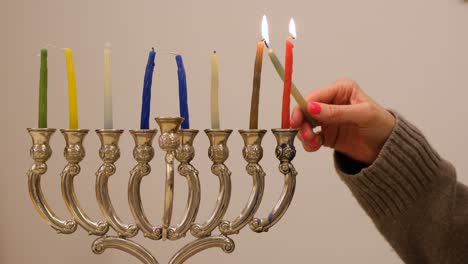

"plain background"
[3,0,468,263]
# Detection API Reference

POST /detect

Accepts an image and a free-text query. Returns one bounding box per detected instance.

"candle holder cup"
[26,120,299,264]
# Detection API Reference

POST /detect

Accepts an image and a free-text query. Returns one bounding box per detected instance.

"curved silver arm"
[168,235,235,264]
[92,236,159,264]
[168,129,201,240]
[250,128,298,233]
[191,129,232,238]
[220,129,266,235]
[128,129,162,240]
[60,129,109,236]
[27,128,77,234]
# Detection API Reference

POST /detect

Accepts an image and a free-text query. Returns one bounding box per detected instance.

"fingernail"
[308,102,321,115]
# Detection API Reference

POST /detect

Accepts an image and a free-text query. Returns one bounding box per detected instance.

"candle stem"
[64,48,79,129]
[38,49,47,128]
[249,41,264,129]
[210,51,220,129]
[267,48,319,127]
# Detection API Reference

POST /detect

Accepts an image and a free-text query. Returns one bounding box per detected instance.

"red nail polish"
[308,102,321,115]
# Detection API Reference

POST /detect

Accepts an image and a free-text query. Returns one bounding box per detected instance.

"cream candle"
[103,43,113,129]
[210,51,220,129]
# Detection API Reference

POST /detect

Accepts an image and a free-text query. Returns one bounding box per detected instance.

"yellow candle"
[64,48,79,129]
[210,51,220,129]
[103,44,113,129]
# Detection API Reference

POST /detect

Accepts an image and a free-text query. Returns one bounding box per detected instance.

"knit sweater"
[334,113,468,264]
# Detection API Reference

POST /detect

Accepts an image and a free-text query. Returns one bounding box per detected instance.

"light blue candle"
[176,54,189,129]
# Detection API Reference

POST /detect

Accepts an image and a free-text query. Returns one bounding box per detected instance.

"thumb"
[307,101,373,125]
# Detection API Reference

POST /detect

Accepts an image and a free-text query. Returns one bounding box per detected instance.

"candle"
[38,48,48,128]
[210,51,220,129]
[176,54,190,129]
[140,48,156,129]
[249,16,266,129]
[64,48,79,129]
[262,16,320,128]
[103,43,113,129]
[281,18,295,129]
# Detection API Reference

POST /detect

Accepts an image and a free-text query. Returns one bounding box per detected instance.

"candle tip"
[213,50,217,54]
[152,47,155,51]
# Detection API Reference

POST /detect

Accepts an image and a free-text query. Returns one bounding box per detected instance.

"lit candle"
[210,51,220,129]
[38,48,47,128]
[263,16,319,128]
[64,48,79,129]
[176,54,190,129]
[249,16,266,129]
[281,18,295,129]
[103,43,113,129]
[140,48,156,129]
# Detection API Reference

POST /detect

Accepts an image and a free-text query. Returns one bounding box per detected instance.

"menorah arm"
[250,128,298,233]
[168,235,235,264]
[27,128,77,234]
[28,168,77,234]
[92,236,159,264]
[60,164,109,236]
[220,163,265,235]
[167,163,201,240]
[95,164,138,238]
[250,164,297,233]
[128,165,163,240]
[190,163,231,238]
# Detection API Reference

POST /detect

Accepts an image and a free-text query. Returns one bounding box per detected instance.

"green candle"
[38,49,48,128]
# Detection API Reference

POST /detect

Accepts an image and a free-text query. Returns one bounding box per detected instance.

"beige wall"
[3,0,468,263]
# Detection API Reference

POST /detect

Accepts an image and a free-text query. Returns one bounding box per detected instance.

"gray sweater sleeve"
[334,113,468,264]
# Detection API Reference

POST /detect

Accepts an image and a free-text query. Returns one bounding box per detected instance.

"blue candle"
[140,48,156,129]
[176,54,190,129]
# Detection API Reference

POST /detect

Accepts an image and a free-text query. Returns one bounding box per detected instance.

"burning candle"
[176,54,190,129]
[249,15,266,129]
[64,48,79,129]
[263,16,319,128]
[38,48,48,128]
[103,43,113,129]
[140,48,156,129]
[210,51,220,129]
[281,18,295,129]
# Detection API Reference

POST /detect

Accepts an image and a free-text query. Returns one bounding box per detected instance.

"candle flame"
[262,15,270,46]
[289,18,296,39]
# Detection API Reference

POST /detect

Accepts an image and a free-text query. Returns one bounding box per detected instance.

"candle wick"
[213,50,217,54]
[152,47,155,52]
[263,40,269,48]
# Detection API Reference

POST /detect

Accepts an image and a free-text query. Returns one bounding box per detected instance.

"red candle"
[282,18,296,129]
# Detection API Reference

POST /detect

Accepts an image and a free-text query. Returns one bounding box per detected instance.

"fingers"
[304,78,361,105]
[297,122,322,152]
[290,106,304,128]
[307,101,375,125]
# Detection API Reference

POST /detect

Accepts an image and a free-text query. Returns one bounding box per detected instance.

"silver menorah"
[27,117,298,263]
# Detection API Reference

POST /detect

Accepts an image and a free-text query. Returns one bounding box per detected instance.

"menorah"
[27,117,298,263]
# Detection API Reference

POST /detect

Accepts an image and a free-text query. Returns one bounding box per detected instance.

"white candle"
[104,43,113,129]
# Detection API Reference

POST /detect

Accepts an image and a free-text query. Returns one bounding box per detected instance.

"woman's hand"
[291,78,395,164]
